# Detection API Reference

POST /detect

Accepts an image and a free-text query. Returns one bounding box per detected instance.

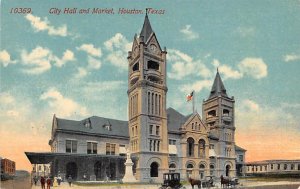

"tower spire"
[140,10,153,43]
[208,71,228,99]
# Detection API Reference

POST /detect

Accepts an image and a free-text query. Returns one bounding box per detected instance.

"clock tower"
[127,13,168,182]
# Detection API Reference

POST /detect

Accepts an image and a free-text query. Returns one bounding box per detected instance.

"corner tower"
[202,71,236,177]
[127,14,168,182]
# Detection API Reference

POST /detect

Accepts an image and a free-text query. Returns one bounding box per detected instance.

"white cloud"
[238,58,267,79]
[25,14,67,37]
[0,93,15,105]
[241,99,260,112]
[74,67,89,79]
[87,56,101,70]
[284,54,300,62]
[40,88,89,118]
[235,26,255,37]
[167,49,212,80]
[104,33,131,70]
[0,50,16,67]
[180,25,199,40]
[54,49,75,67]
[77,44,102,57]
[212,59,243,80]
[21,46,75,74]
[180,79,212,93]
[21,46,52,74]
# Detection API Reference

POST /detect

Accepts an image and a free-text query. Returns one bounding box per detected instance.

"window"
[198,139,205,157]
[156,125,160,136]
[169,139,176,145]
[278,164,280,170]
[187,137,195,157]
[284,164,287,170]
[87,142,97,154]
[207,110,216,118]
[192,123,194,130]
[148,60,159,70]
[271,164,273,169]
[298,164,300,170]
[106,143,116,155]
[260,166,262,171]
[84,119,91,128]
[148,92,150,113]
[149,140,152,151]
[239,155,244,162]
[223,109,230,116]
[66,140,77,153]
[265,165,267,171]
[132,62,139,71]
[291,164,294,170]
[149,125,153,135]
[209,144,214,149]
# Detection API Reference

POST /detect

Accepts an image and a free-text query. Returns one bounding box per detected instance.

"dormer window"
[84,119,91,128]
[103,120,112,131]
[148,60,159,71]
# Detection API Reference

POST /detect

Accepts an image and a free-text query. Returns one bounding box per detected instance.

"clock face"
[150,44,157,52]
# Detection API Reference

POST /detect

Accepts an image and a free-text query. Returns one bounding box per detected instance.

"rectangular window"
[106,143,116,155]
[169,139,176,145]
[239,155,244,162]
[156,125,160,136]
[87,142,97,154]
[278,164,280,170]
[66,140,77,153]
[271,164,273,169]
[149,125,153,135]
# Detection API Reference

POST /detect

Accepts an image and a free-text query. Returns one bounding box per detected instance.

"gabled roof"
[208,70,228,99]
[167,107,190,132]
[55,116,129,138]
[235,145,247,151]
[140,14,154,43]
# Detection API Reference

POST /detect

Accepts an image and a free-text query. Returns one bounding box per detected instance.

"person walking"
[67,175,72,187]
[57,175,62,186]
[33,176,38,186]
[40,176,46,189]
[46,177,51,189]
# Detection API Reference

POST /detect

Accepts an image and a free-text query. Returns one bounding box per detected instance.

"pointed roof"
[140,13,154,43]
[208,70,228,99]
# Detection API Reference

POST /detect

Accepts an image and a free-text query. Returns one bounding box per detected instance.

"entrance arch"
[226,165,231,177]
[66,162,77,180]
[150,162,159,177]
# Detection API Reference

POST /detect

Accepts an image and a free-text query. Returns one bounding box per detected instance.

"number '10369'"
[10,8,32,14]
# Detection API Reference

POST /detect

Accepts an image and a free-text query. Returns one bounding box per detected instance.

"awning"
[119,146,127,154]
[169,145,177,154]
[25,152,126,164]
[209,149,216,157]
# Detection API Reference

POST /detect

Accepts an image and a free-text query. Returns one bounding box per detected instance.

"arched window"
[223,109,230,116]
[199,164,205,179]
[150,162,159,177]
[187,137,195,157]
[169,163,176,173]
[210,164,215,176]
[198,139,205,157]
[207,110,216,118]
[132,62,139,71]
[186,163,193,178]
[148,60,159,70]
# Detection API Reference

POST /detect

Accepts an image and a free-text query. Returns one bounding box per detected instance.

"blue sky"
[1,0,300,169]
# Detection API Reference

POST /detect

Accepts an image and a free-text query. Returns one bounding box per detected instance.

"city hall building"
[26,14,246,182]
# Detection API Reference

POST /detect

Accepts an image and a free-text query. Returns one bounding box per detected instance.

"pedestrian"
[33,176,38,186]
[53,177,58,187]
[46,177,51,189]
[57,175,62,186]
[67,175,72,187]
[40,176,46,189]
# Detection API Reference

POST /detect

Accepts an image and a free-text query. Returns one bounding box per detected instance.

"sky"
[0,0,300,171]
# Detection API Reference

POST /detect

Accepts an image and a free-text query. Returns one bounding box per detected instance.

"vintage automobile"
[159,173,186,189]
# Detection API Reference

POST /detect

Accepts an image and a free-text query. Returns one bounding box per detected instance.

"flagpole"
[193,90,195,113]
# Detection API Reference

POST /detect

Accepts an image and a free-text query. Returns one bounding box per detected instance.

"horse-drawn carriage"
[221,175,239,188]
[159,173,186,189]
